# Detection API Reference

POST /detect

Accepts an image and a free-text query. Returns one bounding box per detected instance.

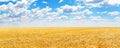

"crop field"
[0,27,120,48]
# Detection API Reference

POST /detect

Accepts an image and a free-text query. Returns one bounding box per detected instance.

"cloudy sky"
[0,0,120,27]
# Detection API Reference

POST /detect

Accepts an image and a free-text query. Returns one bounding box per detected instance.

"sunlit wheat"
[0,27,120,48]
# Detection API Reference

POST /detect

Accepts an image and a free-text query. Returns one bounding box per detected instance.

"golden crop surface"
[0,27,120,48]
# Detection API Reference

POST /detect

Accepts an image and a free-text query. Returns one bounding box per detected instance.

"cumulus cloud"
[76,0,120,8]
[114,17,120,23]
[0,4,8,11]
[97,11,107,14]
[0,0,120,27]
[0,0,36,23]
[59,0,63,3]
[42,1,48,4]
[108,11,120,16]
[76,0,103,8]
[57,5,84,13]
[72,15,86,23]
[58,15,68,20]
[85,0,94,3]
[0,0,9,2]
[83,9,93,15]
[89,16,105,22]
[107,0,120,5]
[55,5,92,23]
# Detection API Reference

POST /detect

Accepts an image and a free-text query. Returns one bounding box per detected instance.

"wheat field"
[0,27,120,48]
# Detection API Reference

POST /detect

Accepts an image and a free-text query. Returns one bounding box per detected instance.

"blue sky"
[0,0,120,27]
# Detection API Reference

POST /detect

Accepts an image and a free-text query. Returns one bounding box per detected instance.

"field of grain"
[0,27,120,48]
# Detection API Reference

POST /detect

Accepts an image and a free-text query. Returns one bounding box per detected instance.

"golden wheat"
[0,27,120,48]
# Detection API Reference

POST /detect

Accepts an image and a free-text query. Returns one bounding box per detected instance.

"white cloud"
[12,0,17,2]
[74,16,86,20]
[76,0,120,8]
[109,11,120,16]
[107,0,120,5]
[114,17,120,23]
[56,5,92,23]
[59,0,63,3]
[58,15,68,20]
[97,11,107,14]
[46,12,58,17]
[20,16,31,22]
[0,0,9,2]
[83,9,93,15]
[76,0,103,8]
[71,15,86,23]
[40,6,52,12]
[114,17,120,20]
[13,0,36,9]
[0,13,10,19]
[57,5,84,13]
[71,9,93,16]
[85,0,94,3]
[0,0,36,23]
[42,1,48,4]
[0,4,8,11]
[0,0,120,27]
[89,16,104,22]
[56,8,63,14]
[45,16,55,21]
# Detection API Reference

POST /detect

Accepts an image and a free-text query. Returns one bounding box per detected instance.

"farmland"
[0,27,120,48]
